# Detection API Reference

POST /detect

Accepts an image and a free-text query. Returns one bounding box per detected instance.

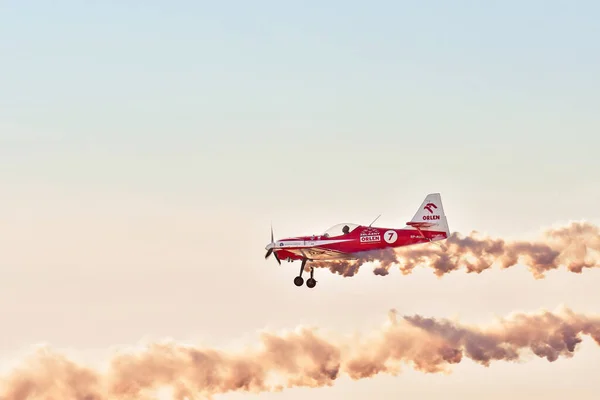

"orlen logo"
[424,202,437,214]
[360,235,380,243]
[423,202,440,220]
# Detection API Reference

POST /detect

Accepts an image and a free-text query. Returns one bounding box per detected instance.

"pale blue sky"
[1,2,600,399]
[2,1,599,222]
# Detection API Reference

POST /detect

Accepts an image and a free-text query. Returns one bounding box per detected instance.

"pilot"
[342,225,350,234]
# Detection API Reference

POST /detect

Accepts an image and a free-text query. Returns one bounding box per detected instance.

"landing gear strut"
[306,267,316,288]
[294,258,317,288]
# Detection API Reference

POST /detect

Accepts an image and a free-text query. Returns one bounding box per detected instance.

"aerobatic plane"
[264,193,450,288]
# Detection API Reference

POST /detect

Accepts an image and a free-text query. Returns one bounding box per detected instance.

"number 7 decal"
[384,230,398,244]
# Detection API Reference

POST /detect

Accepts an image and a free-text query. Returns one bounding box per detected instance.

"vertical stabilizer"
[405,193,450,237]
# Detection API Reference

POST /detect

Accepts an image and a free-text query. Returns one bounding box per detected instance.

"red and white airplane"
[265,193,450,288]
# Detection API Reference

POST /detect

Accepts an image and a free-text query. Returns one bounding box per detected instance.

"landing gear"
[294,258,317,288]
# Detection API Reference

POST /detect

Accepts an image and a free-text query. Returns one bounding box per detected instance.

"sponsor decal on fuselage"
[360,227,381,243]
[360,235,380,243]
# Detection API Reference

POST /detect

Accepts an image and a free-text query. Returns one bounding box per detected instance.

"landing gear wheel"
[306,278,316,288]
[294,258,308,287]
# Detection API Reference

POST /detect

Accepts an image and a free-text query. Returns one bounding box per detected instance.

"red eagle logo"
[424,202,437,214]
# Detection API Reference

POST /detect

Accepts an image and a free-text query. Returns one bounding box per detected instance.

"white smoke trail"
[1,306,600,399]
[312,221,600,278]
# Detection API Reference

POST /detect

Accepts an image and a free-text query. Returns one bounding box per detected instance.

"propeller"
[265,224,281,264]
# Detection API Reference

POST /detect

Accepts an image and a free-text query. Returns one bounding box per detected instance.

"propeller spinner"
[265,225,281,264]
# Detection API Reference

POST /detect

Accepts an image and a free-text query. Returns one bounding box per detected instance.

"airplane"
[264,193,450,288]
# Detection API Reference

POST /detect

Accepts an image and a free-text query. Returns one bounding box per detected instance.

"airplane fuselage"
[265,225,448,262]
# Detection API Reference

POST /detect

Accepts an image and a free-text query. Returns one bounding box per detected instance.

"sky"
[1,0,600,399]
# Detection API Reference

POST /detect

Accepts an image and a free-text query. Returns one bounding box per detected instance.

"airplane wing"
[287,247,358,261]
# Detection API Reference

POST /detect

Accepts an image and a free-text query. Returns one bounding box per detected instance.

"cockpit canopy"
[322,223,359,237]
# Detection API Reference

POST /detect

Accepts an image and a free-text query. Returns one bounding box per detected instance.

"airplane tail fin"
[405,193,450,240]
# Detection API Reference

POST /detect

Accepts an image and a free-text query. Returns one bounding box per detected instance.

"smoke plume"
[1,307,600,399]
[313,221,600,278]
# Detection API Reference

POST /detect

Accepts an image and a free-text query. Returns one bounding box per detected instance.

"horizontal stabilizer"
[406,221,436,228]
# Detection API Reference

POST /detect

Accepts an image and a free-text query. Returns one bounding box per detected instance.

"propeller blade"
[265,224,281,264]
[265,248,273,259]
